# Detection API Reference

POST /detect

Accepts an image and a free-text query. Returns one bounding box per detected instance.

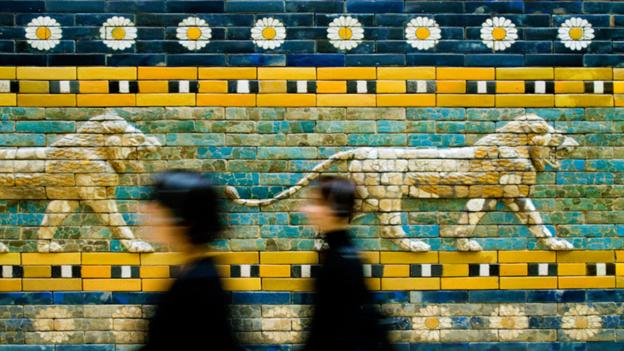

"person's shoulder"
[181,256,219,280]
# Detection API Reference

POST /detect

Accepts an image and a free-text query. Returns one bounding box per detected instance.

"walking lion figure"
[0,112,160,253]
[226,113,579,252]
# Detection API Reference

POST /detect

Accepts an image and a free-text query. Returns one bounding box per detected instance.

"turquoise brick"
[554,121,614,133]
[316,121,376,133]
[0,134,45,146]
[347,134,407,146]
[259,173,301,185]
[407,108,465,121]
[135,120,196,133]
[115,186,151,200]
[559,160,586,171]
[257,121,315,134]
[436,121,496,133]
[586,108,624,121]
[556,172,615,185]
[257,147,318,159]
[587,160,624,172]
[260,225,315,238]
[0,122,14,132]
[197,146,257,159]
[466,108,525,121]
[526,108,585,121]
[408,134,465,147]
[166,133,225,146]
[377,121,406,133]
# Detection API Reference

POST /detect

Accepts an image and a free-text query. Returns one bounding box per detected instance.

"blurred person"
[140,170,240,351]
[301,176,393,351]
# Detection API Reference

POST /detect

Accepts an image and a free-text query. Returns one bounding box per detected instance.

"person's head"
[301,176,356,233]
[143,170,223,251]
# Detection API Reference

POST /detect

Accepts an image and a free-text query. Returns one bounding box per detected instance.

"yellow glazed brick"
[199,67,256,79]
[377,67,435,80]
[366,278,380,291]
[617,251,624,262]
[557,263,586,276]
[555,94,613,107]
[140,266,170,278]
[617,263,624,276]
[555,67,612,80]
[83,279,141,291]
[141,252,188,265]
[381,278,439,290]
[614,82,624,94]
[257,94,316,107]
[437,67,494,80]
[79,81,109,93]
[82,266,111,278]
[559,276,615,289]
[436,81,466,93]
[439,251,497,264]
[261,252,317,264]
[499,264,527,276]
[259,265,291,277]
[263,278,313,291]
[222,278,261,291]
[77,67,136,80]
[199,81,228,93]
[499,250,556,263]
[555,81,585,93]
[77,94,136,107]
[23,278,82,291]
[496,67,554,80]
[360,251,380,264]
[82,253,140,265]
[441,277,499,290]
[441,264,468,277]
[0,94,16,106]
[213,252,259,264]
[382,265,409,277]
[23,266,51,278]
[376,81,406,93]
[18,94,76,107]
[618,277,624,288]
[495,81,524,93]
[0,67,16,79]
[615,95,624,107]
[17,67,76,80]
[318,67,376,80]
[500,277,557,289]
[316,81,347,93]
[437,94,495,107]
[0,253,20,265]
[138,67,197,80]
[557,250,614,263]
[139,81,169,93]
[137,93,195,106]
[259,81,287,93]
[258,68,316,80]
[0,279,21,291]
[380,252,438,264]
[197,93,256,107]
[377,94,435,107]
[142,279,173,292]
[614,68,624,80]
[19,81,50,93]
[317,94,376,107]
[216,265,230,277]
[22,253,81,265]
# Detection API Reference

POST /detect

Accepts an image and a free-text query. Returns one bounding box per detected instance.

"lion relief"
[0,112,160,253]
[226,113,579,252]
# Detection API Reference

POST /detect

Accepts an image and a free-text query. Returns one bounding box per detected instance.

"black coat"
[305,230,392,351]
[141,256,240,351]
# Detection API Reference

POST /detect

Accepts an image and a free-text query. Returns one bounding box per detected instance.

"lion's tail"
[225,149,356,207]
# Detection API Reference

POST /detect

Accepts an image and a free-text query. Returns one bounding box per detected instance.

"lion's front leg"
[37,200,79,252]
[442,198,497,252]
[504,198,573,251]
[379,212,431,252]
[0,242,8,253]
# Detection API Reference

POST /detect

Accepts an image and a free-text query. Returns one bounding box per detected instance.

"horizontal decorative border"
[1,66,624,107]
[2,250,624,291]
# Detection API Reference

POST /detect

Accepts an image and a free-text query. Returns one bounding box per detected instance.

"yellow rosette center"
[111,27,126,40]
[568,27,584,40]
[262,27,277,40]
[186,27,202,40]
[415,27,431,40]
[338,26,353,40]
[36,26,51,40]
[492,27,507,41]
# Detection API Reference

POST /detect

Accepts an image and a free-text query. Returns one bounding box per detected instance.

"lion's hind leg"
[37,200,79,252]
[442,198,497,252]
[0,242,8,253]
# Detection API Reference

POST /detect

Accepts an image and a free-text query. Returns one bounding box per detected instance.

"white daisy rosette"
[561,304,602,341]
[558,17,595,51]
[176,17,212,51]
[25,16,62,51]
[480,16,518,52]
[327,16,364,51]
[251,17,286,50]
[489,304,529,341]
[405,17,441,50]
[100,16,137,51]
[411,305,452,342]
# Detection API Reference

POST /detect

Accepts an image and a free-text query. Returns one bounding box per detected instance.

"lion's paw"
[457,239,483,252]
[0,242,8,253]
[541,237,574,251]
[122,240,154,253]
[409,240,431,252]
[37,241,63,253]
[49,242,63,252]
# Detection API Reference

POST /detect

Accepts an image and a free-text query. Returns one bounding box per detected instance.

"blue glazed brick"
[527,290,586,303]
[0,40,14,52]
[0,27,26,40]
[371,291,409,303]
[345,54,406,66]
[0,292,53,305]
[435,41,491,54]
[524,28,559,41]
[553,15,611,27]
[529,344,586,351]
[586,342,624,351]
[529,316,562,329]
[0,0,45,12]
[56,346,115,351]
[464,54,525,67]
[0,346,55,350]
[584,54,624,67]
[285,1,342,13]
[225,1,284,13]
[554,41,613,54]
[107,54,166,66]
[232,292,291,305]
[465,1,524,14]
[291,292,314,304]
[347,0,404,13]
[268,41,315,54]
[112,292,162,304]
[16,40,74,54]
[15,121,74,133]
[433,14,490,26]
[46,1,106,12]
[403,1,463,14]
[588,290,624,302]
[228,54,286,66]
[287,54,345,66]
[16,13,75,26]
[469,343,526,351]
[417,291,469,303]
[406,54,464,66]
[286,27,327,40]
[318,40,374,54]
[525,54,583,67]
[469,290,526,303]
[107,1,166,12]
[525,1,582,14]
[584,2,624,14]
[83,292,113,304]
[166,1,224,12]
[316,14,374,26]
[50,54,105,66]
[265,14,314,27]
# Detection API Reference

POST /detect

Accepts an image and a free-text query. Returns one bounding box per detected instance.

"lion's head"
[495,113,579,171]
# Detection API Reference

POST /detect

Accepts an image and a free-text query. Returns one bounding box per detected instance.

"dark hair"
[316,176,356,220]
[149,169,223,245]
